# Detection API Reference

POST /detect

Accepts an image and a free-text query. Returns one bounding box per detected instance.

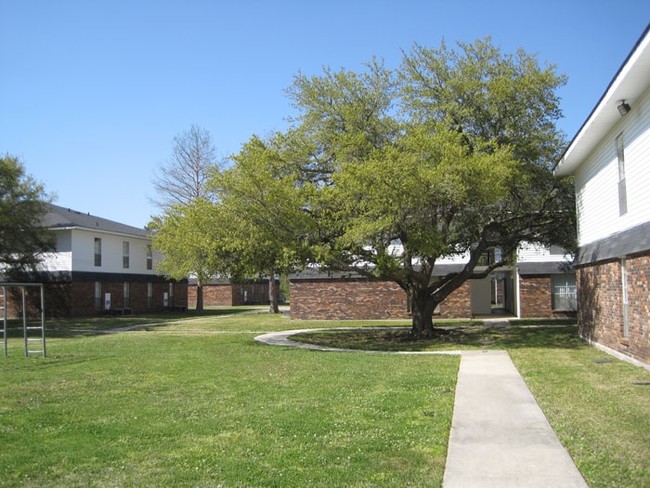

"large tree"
[212,134,313,313]
[284,39,575,337]
[0,155,54,277]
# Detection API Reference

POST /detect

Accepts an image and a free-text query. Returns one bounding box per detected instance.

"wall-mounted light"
[617,100,631,117]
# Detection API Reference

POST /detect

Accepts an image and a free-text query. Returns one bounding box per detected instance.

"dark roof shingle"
[43,204,149,238]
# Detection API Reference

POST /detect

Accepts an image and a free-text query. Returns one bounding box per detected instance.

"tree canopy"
[151,124,222,210]
[152,39,575,330]
[276,38,575,336]
[149,198,231,312]
[211,134,314,312]
[0,155,54,277]
[149,125,225,311]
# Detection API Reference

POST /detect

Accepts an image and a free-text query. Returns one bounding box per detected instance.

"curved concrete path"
[255,329,588,488]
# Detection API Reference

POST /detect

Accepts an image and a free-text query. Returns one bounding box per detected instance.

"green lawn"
[0,312,456,487]
[1,312,649,487]
[296,322,650,488]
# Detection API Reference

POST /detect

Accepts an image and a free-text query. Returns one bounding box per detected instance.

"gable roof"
[555,24,650,176]
[44,204,150,239]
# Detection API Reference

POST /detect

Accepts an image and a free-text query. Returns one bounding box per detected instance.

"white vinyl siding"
[69,230,158,274]
[516,243,572,262]
[574,86,650,247]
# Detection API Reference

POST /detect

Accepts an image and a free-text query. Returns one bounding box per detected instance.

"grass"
[1,312,649,487]
[0,311,457,487]
[294,320,650,488]
[510,345,650,487]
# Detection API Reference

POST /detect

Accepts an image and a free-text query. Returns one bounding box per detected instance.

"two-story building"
[554,25,650,366]
[5,204,187,318]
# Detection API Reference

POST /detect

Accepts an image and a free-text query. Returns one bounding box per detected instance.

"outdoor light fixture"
[617,100,631,116]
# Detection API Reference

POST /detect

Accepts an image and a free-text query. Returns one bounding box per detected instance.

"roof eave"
[554,24,650,177]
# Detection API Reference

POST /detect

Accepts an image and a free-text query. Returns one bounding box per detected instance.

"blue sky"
[2,1,649,228]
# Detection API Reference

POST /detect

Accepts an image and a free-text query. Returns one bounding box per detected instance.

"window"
[551,274,577,311]
[621,258,629,337]
[147,282,153,307]
[94,238,102,267]
[146,245,153,270]
[123,282,130,308]
[122,241,130,269]
[616,133,627,216]
[169,283,175,307]
[94,281,102,310]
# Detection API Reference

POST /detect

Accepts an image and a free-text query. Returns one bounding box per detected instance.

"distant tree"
[0,155,54,276]
[151,125,222,210]
[149,199,231,312]
[150,125,227,311]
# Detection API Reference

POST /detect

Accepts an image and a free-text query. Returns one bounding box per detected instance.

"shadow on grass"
[4,307,262,338]
[293,324,585,352]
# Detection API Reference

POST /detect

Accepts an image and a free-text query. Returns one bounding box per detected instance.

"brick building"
[187,278,279,307]
[2,204,187,318]
[290,244,575,321]
[554,26,650,366]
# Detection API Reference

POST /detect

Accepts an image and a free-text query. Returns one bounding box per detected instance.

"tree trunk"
[268,272,279,314]
[410,289,438,339]
[196,283,204,314]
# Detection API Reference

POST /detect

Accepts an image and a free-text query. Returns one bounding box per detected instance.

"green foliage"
[280,38,575,335]
[195,38,575,333]
[212,134,314,279]
[149,199,229,285]
[332,125,518,262]
[0,155,54,275]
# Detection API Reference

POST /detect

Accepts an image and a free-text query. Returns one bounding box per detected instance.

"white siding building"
[9,205,187,317]
[555,25,650,366]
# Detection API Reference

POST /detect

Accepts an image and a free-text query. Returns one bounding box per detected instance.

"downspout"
[515,264,521,318]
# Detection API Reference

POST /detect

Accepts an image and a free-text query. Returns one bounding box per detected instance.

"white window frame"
[122,241,130,269]
[616,133,627,216]
[94,238,102,267]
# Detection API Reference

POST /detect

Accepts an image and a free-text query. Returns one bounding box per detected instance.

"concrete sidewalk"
[443,350,588,488]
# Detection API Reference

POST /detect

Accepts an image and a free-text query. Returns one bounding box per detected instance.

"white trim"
[515,269,521,318]
[53,225,148,240]
[556,27,650,176]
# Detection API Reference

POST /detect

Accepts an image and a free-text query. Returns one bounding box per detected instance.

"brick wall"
[289,279,473,320]
[439,281,472,318]
[578,252,650,364]
[290,279,408,320]
[4,279,187,318]
[188,283,277,308]
[519,275,553,318]
[189,284,235,307]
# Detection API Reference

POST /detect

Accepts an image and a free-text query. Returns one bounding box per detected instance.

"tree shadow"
[294,324,586,352]
[13,306,262,338]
